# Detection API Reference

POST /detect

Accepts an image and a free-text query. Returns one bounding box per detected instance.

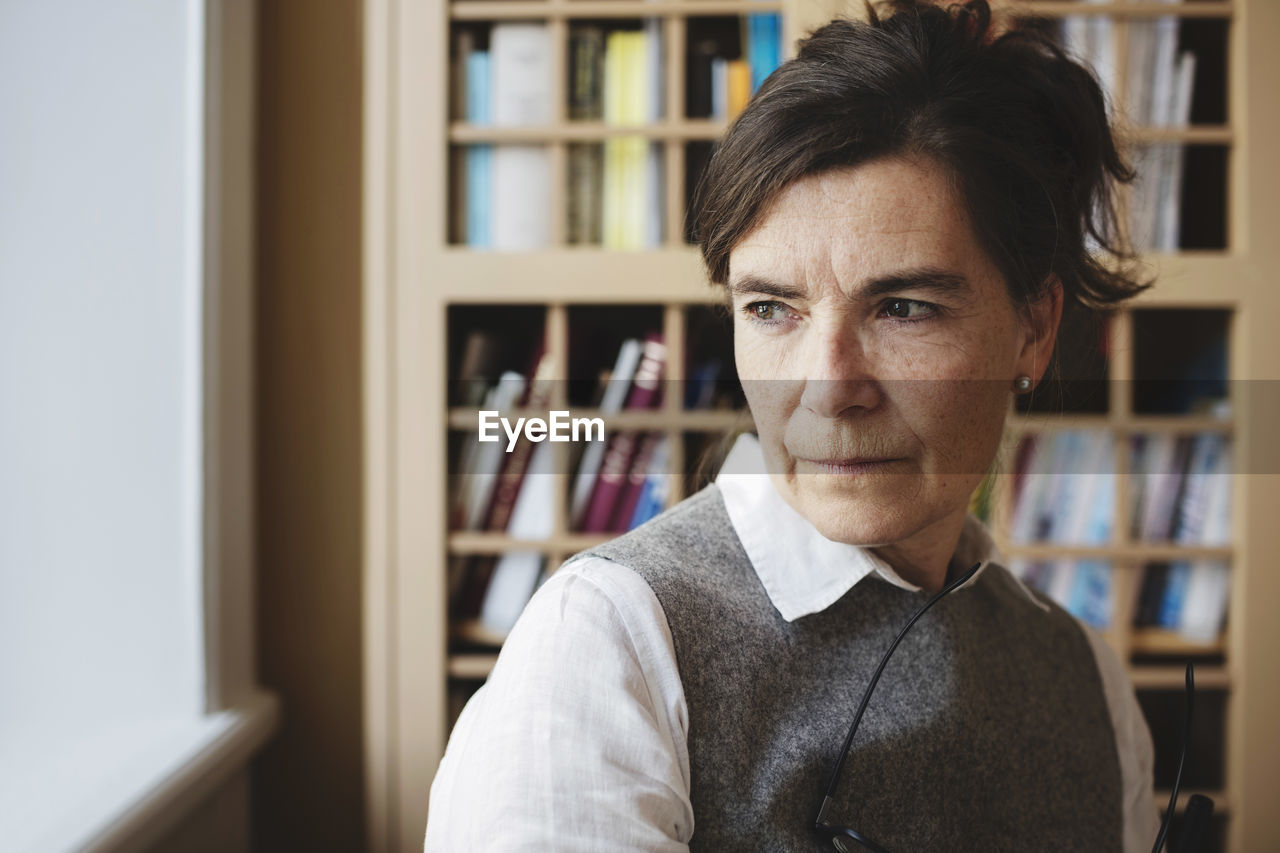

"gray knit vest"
[573,483,1122,852]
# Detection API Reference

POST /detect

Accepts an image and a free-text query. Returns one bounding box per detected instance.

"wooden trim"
[363,0,396,850]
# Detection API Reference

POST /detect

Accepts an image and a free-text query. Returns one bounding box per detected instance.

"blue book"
[1067,561,1112,629]
[747,14,783,94]
[1158,562,1192,629]
[466,51,491,248]
[626,475,666,530]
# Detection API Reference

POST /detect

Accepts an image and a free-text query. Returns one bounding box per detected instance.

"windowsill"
[1,690,279,853]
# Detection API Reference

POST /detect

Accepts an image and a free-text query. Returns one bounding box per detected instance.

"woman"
[427,2,1158,849]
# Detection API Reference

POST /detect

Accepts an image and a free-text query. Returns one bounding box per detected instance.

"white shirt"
[425,433,1160,851]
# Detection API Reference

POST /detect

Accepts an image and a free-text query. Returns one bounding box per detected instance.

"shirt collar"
[713,432,1050,622]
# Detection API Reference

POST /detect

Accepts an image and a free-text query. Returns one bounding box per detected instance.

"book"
[580,333,667,532]
[569,337,645,528]
[477,440,555,637]
[1172,433,1226,544]
[625,435,672,529]
[490,23,551,250]
[726,59,751,120]
[465,49,492,248]
[568,25,605,121]
[1179,561,1229,643]
[687,39,717,119]
[491,23,551,125]
[1134,563,1170,628]
[746,13,782,94]
[481,341,555,535]
[611,429,663,531]
[567,143,604,245]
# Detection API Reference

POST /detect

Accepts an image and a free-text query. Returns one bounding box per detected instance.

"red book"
[581,333,666,532]
[610,430,663,531]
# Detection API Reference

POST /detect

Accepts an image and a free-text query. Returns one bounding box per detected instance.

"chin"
[797,492,921,547]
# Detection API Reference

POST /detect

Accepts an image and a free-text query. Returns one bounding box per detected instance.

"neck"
[869,509,968,594]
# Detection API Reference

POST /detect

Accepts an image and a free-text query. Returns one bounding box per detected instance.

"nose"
[797,320,883,418]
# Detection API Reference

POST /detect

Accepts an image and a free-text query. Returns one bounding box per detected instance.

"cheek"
[893,372,1008,474]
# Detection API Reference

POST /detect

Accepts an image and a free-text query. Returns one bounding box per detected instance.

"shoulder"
[426,554,693,849]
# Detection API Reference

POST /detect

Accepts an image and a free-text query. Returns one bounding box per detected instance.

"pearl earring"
[1014,375,1034,393]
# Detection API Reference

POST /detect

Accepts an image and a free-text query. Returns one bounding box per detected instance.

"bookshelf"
[363,0,1280,850]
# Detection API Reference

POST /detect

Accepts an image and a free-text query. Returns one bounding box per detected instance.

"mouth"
[796,457,903,474]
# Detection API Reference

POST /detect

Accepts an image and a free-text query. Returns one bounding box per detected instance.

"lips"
[797,456,903,473]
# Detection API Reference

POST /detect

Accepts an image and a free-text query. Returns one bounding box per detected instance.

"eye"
[880,298,937,322]
[742,300,797,326]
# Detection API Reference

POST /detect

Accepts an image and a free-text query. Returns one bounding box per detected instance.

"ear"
[1016,275,1064,385]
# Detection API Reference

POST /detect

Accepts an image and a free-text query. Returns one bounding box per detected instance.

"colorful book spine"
[746,13,782,94]
[581,333,666,532]
[465,50,491,248]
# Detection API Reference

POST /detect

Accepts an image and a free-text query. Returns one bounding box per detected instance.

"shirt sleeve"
[425,555,694,852]
[1079,621,1162,853]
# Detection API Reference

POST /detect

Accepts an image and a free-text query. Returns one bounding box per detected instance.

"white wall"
[0,0,205,735]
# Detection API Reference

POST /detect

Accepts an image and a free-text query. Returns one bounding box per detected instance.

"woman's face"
[728,157,1060,564]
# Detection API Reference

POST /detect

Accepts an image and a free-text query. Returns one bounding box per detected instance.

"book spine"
[610,430,662,531]
[1157,561,1191,629]
[580,334,666,531]
[568,25,605,121]
[482,343,555,533]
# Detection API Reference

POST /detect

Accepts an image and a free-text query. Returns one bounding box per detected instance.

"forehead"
[728,157,991,294]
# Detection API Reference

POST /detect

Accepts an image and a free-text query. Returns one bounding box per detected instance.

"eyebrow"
[727,267,972,302]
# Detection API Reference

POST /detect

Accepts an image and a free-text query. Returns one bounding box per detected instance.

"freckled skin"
[729,157,1062,592]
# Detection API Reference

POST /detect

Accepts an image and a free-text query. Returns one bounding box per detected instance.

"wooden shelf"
[447,407,751,432]
[447,121,1233,146]
[1157,788,1232,815]
[450,119,727,143]
[1007,414,1234,434]
[451,0,784,21]
[448,653,500,680]
[1001,544,1233,561]
[449,531,615,554]
[1007,1,1233,19]
[1131,627,1228,656]
[1128,665,1230,690]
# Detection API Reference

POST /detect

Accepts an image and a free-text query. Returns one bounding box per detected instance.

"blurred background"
[2,0,1278,851]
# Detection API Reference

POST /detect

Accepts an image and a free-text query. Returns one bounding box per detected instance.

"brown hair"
[692,0,1151,321]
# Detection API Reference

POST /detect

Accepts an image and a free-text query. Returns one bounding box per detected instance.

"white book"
[1158,51,1197,251]
[490,23,551,126]
[1148,7,1180,128]
[1061,15,1088,68]
[1048,559,1078,610]
[1141,432,1177,537]
[1057,431,1107,543]
[569,338,644,527]
[1178,561,1230,644]
[1125,21,1155,128]
[1011,434,1053,542]
[1129,145,1158,252]
[463,371,527,530]
[711,57,728,121]
[1037,431,1081,541]
[479,440,555,636]
[490,24,552,250]
[1087,6,1117,113]
[1174,432,1223,544]
[1065,431,1116,544]
[1201,440,1233,546]
[491,145,550,250]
